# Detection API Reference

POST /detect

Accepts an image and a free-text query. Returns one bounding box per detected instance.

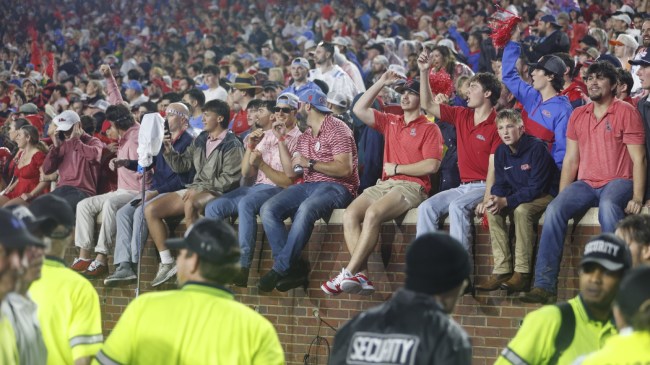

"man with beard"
[309,42,360,108]
[522,61,646,304]
[281,58,322,99]
[496,233,630,365]
[204,94,302,287]
[525,15,570,62]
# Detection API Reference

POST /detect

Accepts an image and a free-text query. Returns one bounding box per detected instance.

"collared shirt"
[577,329,650,364]
[372,110,443,192]
[205,129,228,158]
[255,127,302,186]
[439,104,501,182]
[29,257,103,365]
[1,292,47,365]
[42,133,103,196]
[496,296,617,365]
[295,115,360,196]
[95,282,284,365]
[567,98,645,188]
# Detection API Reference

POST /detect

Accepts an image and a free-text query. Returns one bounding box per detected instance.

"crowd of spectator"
[3,0,650,363]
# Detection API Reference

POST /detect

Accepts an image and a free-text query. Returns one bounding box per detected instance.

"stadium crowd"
[2,0,650,363]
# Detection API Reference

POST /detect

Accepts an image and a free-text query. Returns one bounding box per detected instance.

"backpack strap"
[549,302,576,365]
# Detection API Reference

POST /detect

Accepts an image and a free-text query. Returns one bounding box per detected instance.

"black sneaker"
[232,267,250,287]
[276,271,309,292]
[258,270,283,292]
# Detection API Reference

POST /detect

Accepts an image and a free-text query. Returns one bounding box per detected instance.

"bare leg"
[145,193,185,252]
[347,190,412,274]
[2,197,27,207]
[342,196,374,256]
[184,191,218,226]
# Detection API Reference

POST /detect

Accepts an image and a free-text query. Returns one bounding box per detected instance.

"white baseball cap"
[53,110,81,132]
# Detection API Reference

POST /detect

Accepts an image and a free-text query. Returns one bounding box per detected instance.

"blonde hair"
[496,109,523,126]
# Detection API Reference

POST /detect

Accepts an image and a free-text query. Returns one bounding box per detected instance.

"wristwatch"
[308,159,316,170]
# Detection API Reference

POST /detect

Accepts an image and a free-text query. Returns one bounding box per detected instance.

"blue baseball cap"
[123,80,143,93]
[299,89,332,114]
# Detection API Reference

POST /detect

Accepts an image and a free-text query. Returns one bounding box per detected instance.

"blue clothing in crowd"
[491,134,559,208]
[448,27,480,72]
[281,81,323,100]
[502,41,573,169]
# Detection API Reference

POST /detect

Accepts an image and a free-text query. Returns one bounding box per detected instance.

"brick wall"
[65,211,602,365]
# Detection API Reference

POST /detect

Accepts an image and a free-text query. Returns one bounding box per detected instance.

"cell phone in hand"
[164,119,171,138]
[130,199,142,207]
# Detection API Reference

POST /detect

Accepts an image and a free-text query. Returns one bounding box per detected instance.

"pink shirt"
[255,127,302,186]
[42,134,103,196]
[117,124,152,191]
[206,130,228,158]
[295,115,359,196]
[566,98,645,188]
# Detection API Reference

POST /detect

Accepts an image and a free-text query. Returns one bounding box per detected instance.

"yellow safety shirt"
[0,314,19,365]
[578,329,650,364]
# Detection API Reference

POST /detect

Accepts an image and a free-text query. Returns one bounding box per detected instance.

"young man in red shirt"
[416,51,502,272]
[322,74,443,296]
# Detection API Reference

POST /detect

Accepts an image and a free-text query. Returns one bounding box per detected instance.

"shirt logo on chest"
[542,110,551,118]
[605,121,612,132]
[520,164,531,171]
[476,134,486,141]
[410,128,416,136]
[314,141,321,152]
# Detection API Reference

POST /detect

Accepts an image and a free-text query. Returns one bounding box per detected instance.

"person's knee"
[343,205,363,226]
[364,205,385,226]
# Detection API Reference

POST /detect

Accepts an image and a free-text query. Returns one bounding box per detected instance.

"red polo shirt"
[439,104,500,182]
[372,110,443,192]
[566,98,645,188]
[296,115,360,196]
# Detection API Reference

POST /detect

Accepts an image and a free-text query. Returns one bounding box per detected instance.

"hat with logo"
[629,50,650,66]
[395,79,421,96]
[609,34,639,49]
[123,80,143,94]
[166,218,240,265]
[580,233,632,272]
[5,206,47,246]
[19,103,39,115]
[53,110,81,132]
[276,92,299,109]
[405,232,470,295]
[299,89,332,113]
[0,208,43,249]
[326,91,351,109]
[291,57,311,70]
[527,55,567,76]
[227,73,261,90]
[612,13,632,25]
[615,266,650,322]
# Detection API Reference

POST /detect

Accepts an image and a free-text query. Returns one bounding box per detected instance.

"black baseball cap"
[5,206,48,247]
[629,50,650,66]
[579,34,599,48]
[615,266,650,321]
[581,233,631,272]
[527,55,567,76]
[0,208,43,249]
[166,218,240,265]
[394,79,421,96]
[29,194,75,233]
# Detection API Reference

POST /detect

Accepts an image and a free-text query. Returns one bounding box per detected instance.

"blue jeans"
[416,182,486,253]
[260,182,353,275]
[204,184,282,268]
[113,194,164,265]
[534,179,632,292]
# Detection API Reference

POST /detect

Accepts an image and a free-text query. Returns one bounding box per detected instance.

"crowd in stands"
[3,0,650,363]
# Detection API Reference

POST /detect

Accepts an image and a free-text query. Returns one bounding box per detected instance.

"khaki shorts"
[360,179,427,208]
[175,188,188,197]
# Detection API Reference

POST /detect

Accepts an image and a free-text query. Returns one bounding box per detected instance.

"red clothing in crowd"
[1,150,47,199]
[42,133,103,196]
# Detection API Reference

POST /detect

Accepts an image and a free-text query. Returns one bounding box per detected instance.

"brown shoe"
[520,287,557,304]
[502,272,531,293]
[475,273,512,291]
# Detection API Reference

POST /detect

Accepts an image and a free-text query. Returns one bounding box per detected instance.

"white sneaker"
[341,273,376,296]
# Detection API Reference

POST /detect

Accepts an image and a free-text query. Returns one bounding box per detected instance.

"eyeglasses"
[274,107,292,113]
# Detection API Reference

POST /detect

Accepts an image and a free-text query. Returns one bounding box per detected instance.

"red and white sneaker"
[341,273,376,296]
[70,258,92,272]
[321,268,353,295]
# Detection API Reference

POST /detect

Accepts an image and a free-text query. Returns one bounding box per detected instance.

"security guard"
[28,195,104,365]
[329,232,472,365]
[577,266,650,364]
[95,218,285,365]
[496,233,631,365]
[0,208,40,365]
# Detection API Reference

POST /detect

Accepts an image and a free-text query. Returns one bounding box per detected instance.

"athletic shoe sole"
[104,274,137,286]
[151,266,177,287]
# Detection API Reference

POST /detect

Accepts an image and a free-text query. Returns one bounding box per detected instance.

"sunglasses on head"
[274,107,292,113]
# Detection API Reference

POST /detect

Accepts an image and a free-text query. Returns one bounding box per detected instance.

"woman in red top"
[0,124,49,207]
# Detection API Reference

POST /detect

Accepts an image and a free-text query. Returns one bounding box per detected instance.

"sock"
[159,250,173,264]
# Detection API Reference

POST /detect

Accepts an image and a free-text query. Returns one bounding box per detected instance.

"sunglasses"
[274,107,293,113]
